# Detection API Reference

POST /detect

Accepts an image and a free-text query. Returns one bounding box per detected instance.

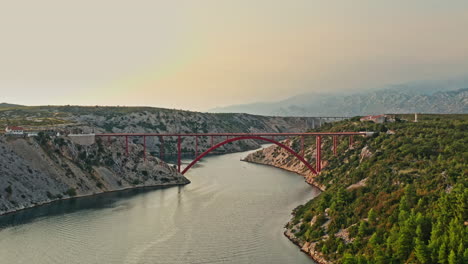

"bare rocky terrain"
[0,135,188,216]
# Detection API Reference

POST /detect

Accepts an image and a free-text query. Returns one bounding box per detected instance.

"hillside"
[0,103,23,108]
[244,114,467,263]
[0,105,319,153]
[0,134,189,216]
[211,88,468,116]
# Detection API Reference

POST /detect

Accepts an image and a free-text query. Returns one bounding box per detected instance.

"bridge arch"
[181,136,317,175]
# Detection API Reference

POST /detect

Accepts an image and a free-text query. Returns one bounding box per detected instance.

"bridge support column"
[177,136,181,173]
[301,136,305,157]
[333,135,337,156]
[211,136,214,148]
[107,136,111,145]
[195,136,198,157]
[143,136,146,161]
[316,136,322,173]
[349,135,354,148]
[125,136,129,156]
[160,136,164,160]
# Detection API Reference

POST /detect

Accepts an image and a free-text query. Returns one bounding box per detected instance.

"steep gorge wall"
[0,135,188,216]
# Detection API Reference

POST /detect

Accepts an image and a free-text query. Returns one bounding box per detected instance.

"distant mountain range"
[210,81,468,116]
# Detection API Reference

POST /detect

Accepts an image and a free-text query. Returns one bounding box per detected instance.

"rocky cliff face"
[0,135,188,216]
[67,108,320,154]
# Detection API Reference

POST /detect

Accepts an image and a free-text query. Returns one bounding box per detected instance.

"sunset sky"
[1,0,468,111]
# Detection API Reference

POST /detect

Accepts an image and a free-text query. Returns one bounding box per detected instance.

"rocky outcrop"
[284,220,330,264]
[347,177,368,190]
[0,135,189,216]
[359,145,373,163]
[242,138,326,191]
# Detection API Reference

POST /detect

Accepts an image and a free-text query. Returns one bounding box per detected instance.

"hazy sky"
[1,0,468,110]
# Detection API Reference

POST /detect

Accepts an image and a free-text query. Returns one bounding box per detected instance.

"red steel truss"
[96,132,368,175]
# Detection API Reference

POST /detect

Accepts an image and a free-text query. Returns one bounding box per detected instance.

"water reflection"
[0,148,318,264]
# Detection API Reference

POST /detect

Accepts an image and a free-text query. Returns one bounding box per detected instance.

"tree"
[438,243,447,264]
[356,256,368,264]
[368,208,377,226]
[457,243,465,264]
[396,215,416,261]
[369,232,382,247]
[321,244,329,254]
[342,253,357,264]
[358,221,368,237]
[448,250,456,264]
[414,238,430,264]
[404,184,417,207]
[374,248,388,264]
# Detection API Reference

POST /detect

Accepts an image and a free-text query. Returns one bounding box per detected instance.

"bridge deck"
[95,132,367,137]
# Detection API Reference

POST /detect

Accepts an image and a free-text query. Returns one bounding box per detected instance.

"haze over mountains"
[210,80,468,116]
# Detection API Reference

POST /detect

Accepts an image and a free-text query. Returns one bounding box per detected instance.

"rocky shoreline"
[0,181,189,218]
[0,136,190,216]
[284,227,329,264]
[242,144,329,263]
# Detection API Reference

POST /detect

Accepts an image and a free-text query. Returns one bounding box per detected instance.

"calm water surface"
[0,148,320,264]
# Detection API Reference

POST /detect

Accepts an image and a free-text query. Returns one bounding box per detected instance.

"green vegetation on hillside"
[287,115,467,263]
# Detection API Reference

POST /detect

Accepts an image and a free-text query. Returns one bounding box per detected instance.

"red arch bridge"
[95,132,370,175]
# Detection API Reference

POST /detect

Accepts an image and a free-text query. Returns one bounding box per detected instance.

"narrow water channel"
[0,148,320,264]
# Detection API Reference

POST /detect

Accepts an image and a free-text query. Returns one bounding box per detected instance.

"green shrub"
[65,188,77,197]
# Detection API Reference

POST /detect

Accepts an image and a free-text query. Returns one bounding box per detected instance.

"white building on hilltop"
[5,126,24,135]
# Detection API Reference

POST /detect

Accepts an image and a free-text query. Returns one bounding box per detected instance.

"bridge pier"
[301,136,305,157]
[125,136,129,156]
[195,136,198,157]
[143,136,146,161]
[159,136,164,160]
[333,135,338,156]
[316,136,322,173]
[177,136,181,173]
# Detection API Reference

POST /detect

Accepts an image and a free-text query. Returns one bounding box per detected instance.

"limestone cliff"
[0,135,189,216]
